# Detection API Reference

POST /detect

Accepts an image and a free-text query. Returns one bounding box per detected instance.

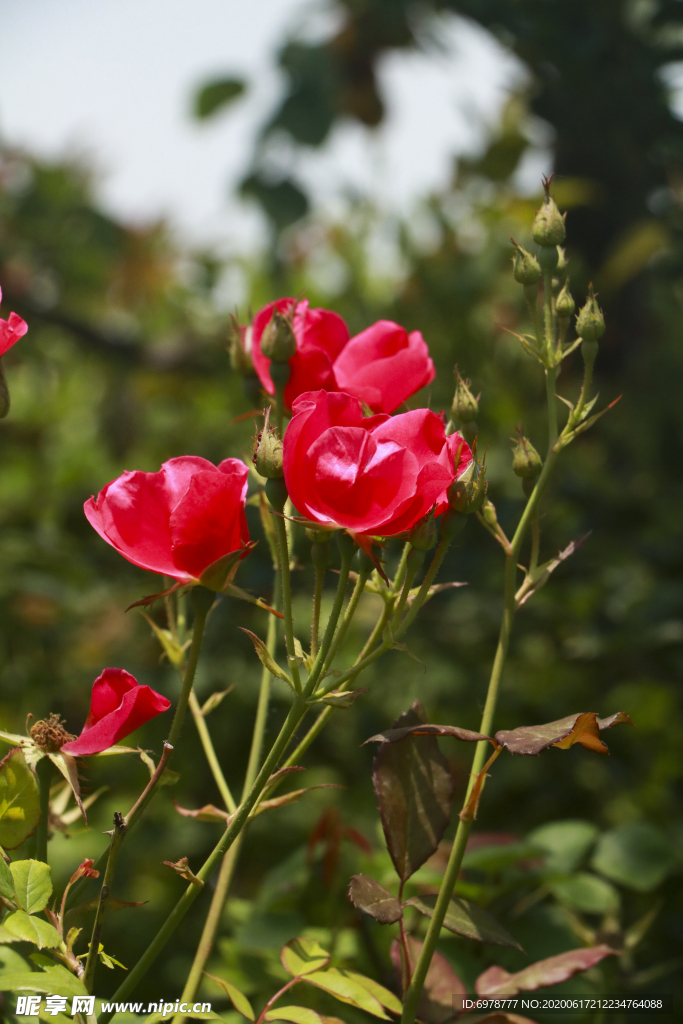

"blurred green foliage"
[1,3,683,1019]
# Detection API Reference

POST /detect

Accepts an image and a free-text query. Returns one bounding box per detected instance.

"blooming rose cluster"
[71,296,472,755]
[251,298,435,414]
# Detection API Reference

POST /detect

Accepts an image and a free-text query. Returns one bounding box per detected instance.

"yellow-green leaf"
[303,969,389,1019]
[0,963,86,996]
[0,855,14,900]
[264,1007,323,1024]
[204,972,255,1020]
[10,860,52,914]
[4,911,61,949]
[280,937,330,977]
[344,972,402,1015]
[239,629,293,687]
[0,748,40,850]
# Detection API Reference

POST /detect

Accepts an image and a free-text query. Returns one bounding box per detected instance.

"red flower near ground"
[61,668,170,756]
[283,390,472,537]
[0,287,28,356]
[333,320,435,414]
[251,298,349,410]
[84,456,251,589]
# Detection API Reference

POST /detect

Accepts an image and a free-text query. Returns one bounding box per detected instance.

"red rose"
[84,456,251,589]
[251,298,349,409]
[61,668,170,756]
[333,320,436,414]
[0,287,28,356]
[283,390,472,537]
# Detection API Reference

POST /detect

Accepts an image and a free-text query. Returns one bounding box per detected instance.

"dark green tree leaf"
[372,702,453,882]
[406,893,523,950]
[348,874,402,924]
[590,821,678,892]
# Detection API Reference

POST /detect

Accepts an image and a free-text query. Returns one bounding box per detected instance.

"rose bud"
[251,298,349,410]
[0,286,29,419]
[252,408,284,479]
[332,320,436,414]
[228,317,254,376]
[532,186,566,249]
[511,239,541,287]
[283,390,472,538]
[61,668,170,757]
[511,433,543,480]
[84,456,253,593]
[555,280,575,321]
[448,443,487,514]
[576,286,605,345]
[260,308,297,362]
[409,509,438,552]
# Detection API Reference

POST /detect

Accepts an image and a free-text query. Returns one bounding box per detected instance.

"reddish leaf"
[348,875,402,924]
[391,936,465,1024]
[364,724,491,746]
[495,712,634,756]
[475,945,619,996]
[173,801,229,822]
[372,702,453,882]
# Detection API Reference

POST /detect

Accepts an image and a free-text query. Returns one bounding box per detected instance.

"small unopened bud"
[532,181,566,248]
[511,433,543,480]
[409,510,438,552]
[575,285,605,345]
[448,455,487,515]
[252,408,284,479]
[511,240,541,287]
[228,318,254,376]
[451,367,479,424]
[481,498,499,530]
[260,309,296,362]
[555,280,575,320]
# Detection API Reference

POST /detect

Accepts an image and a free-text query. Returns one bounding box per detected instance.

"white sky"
[0,0,523,252]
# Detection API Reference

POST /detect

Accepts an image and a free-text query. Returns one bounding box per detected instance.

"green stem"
[390,547,422,630]
[283,598,393,769]
[392,542,411,593]
[83,814,127,993]
[173,570,282,1023]
[543,268,555,363]
[35,757,52,864]
[272,513,303,694]
[311,561,325,658]
[167,588,214,750]
[97,700,307,1024]
[545,367,558,455]
[189,690,236,814]
[530,511,540,574]
[302,538,354,699]
[318,565,369,675]
[401,355,563,1024]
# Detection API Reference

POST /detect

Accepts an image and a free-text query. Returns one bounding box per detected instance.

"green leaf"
[303,968,389,1019]
[200,688,233,716]
[280,937,330,977]
[372,702,453,882]
[406,894,523,950]
[550,872,620,914]
[263,1007,323,1024]
[0,854,14,900]
[344,972,402,1015]
[0,748,41,850]
[0,946,30,972]
[194,78,247,119]
[591,821,678,892]
[0,963,87,996]
[321,688,368,709]
[10,860,53,914]
[4,911,61,949]
[461,840,541,873]
[204,972,255,1020]
[528,820,599,873]
[348,874,402,924]
[239,629,294,687]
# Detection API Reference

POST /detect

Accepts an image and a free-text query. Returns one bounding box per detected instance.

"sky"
[0,0,524,253]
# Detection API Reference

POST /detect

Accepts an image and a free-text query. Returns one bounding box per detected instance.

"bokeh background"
[0,0,682,1018]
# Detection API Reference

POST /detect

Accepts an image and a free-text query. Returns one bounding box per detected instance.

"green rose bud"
[555,280,575,320]
[511,239,542,286]
[575,285,605,344]
[409,509,438,552]
[228,318,254,376]
[451,366,479,424]
[532,194,566,248]
[252,408,284,479]
[511,433,543,480]
[448,454,487,515]
[260,309,296,362]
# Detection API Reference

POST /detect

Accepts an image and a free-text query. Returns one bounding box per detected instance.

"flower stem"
[311,561,325,658]
[173,570,282,1023]
[400,343,562,1024]
[272,511,303,694]
[34,757,52,864]
[316,563,369,678]
[189,691,236,814]
[302,536,354,698]
[83,813,127,993]
[167,587,214,750]
[97,699,307,1024]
